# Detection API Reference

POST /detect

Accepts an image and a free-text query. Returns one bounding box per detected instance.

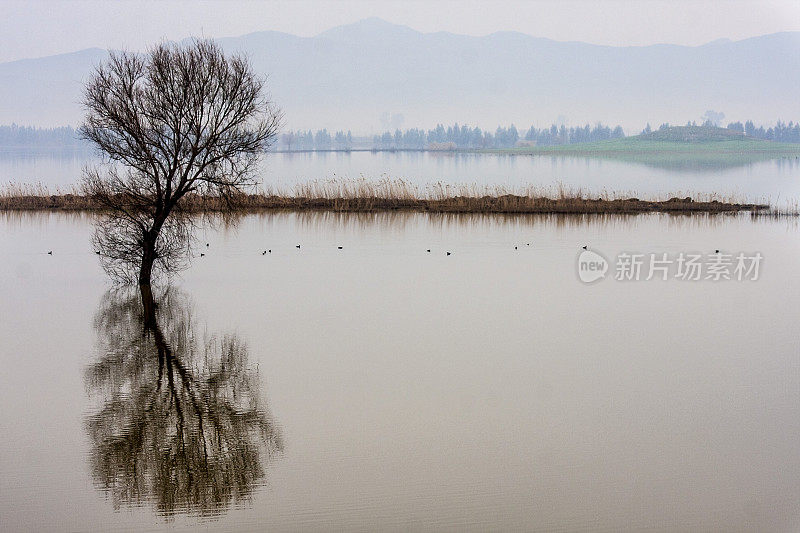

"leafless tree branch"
[80,40,282,285]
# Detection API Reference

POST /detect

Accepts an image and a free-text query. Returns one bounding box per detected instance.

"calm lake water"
[2,150,800,203]
[2,211,799,531]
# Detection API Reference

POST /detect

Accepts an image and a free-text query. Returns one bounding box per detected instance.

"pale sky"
[1,0,800,63]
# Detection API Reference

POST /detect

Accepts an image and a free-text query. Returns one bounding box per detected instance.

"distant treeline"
[730,120,800,143]
[3,120,800,151]
[277,122,627,151]
[647,120,800,143]
[521,124,626,147]
[371,123,627,150]
[279,129,355,151]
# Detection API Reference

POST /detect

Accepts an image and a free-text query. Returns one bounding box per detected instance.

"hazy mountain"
[1,18,799,132]
[0,47,107,126]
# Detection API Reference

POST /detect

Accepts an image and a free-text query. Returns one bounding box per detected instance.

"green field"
[483,126,800,171]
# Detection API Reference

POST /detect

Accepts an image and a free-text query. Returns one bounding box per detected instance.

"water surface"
[1,211,799,531]
[2,150,800,203]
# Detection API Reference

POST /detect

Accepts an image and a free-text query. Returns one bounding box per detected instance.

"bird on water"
[446,251,451,256]
[296,245,301,249]
[582,245,588,250]
[47,251,52,255]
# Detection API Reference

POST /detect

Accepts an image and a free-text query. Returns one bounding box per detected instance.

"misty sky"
[2,0,800,63]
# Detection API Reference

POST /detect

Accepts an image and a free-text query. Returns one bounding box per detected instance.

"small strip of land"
[0,190,769,214]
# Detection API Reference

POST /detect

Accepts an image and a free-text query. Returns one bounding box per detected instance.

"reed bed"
[1,178,772,215]
[0,181,87,210]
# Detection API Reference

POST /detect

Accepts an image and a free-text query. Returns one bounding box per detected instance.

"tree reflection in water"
[84,286,283,517]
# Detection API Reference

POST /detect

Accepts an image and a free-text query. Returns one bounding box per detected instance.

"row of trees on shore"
[729,120,800,143]
[4,119,800,151]
[277,122,626,151]
[279,129,353,150]
[641,120,800,143]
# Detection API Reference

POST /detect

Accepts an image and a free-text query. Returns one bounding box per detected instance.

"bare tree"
[80,40,282,285]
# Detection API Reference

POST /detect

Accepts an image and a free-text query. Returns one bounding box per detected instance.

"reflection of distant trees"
[0,124,88,148]
[84,287,282,517]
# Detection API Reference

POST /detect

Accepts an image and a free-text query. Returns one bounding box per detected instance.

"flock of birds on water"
[45,241,547,257]
[199,241,534,257]
[46,244,727,256]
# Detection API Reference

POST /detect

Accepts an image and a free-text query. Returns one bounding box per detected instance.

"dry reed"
[1,178,772,215]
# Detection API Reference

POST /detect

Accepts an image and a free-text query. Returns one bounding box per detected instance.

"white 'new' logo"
[577,249,608,283]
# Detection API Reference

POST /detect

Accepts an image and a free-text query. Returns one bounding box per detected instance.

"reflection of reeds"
[1,205,788,238]
[749,199,800,218]
[278,209,767,235]
[284,210,645,235]
[1,178,770,214]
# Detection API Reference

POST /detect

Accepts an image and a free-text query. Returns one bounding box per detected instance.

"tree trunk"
[139,233,157,286]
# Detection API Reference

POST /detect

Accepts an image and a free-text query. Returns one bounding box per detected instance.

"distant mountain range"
[1,18,799,131]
